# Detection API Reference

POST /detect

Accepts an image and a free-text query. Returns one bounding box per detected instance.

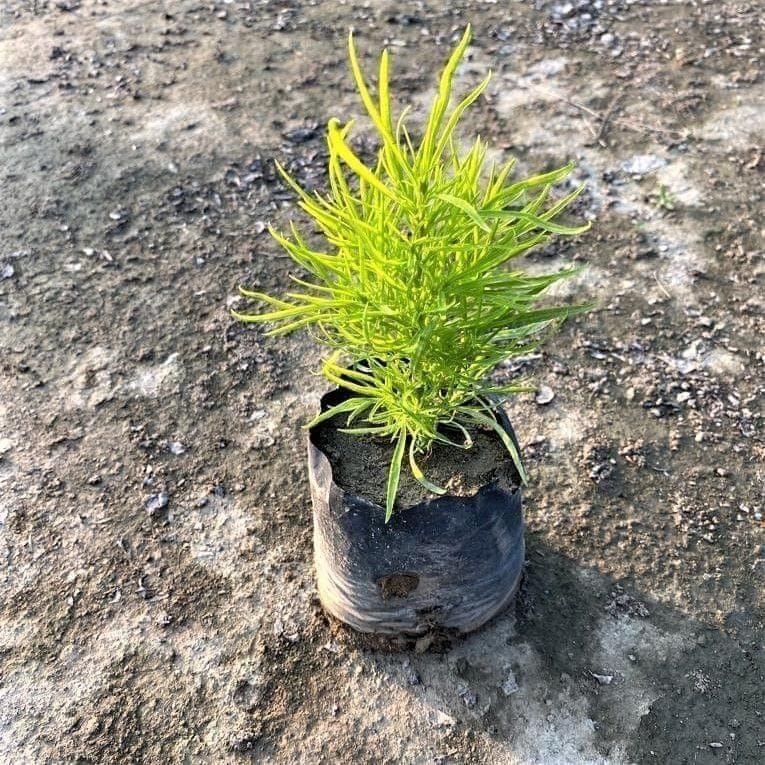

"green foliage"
[654,183,677,211]
[234,26,591,521]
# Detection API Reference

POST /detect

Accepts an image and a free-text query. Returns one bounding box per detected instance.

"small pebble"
[157,611,173,627]
[283,126,318,144]
[145,492,169,517]
[620,154,667,175]
[502,671,520,696]
[535,385,555,405]
[459,687,478,709]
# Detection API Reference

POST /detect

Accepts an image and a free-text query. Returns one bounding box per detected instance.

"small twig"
[652,271,673,300]
[615,117,686,139]
[595,88,626,146]
[566,99,600,120]
[565,99,600,138]
[565,99,685,140]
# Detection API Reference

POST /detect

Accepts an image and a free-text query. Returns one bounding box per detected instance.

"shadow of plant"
[342,531,765,764]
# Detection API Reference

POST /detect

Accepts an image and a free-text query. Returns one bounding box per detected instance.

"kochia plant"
[234,26,591,520]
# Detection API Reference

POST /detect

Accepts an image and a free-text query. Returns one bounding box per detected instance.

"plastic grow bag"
[308,388,525,636]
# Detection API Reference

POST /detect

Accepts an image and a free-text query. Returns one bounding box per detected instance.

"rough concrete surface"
[1,1,763,763]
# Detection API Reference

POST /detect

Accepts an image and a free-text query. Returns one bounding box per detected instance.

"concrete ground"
[1,1,763,762]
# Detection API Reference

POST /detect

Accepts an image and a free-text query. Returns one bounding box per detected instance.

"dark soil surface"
[1,1,763,764]
[313,411,517,508]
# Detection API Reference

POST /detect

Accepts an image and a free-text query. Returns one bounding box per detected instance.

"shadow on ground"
[329,533,764,764]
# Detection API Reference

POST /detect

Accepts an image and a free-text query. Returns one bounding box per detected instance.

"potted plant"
[234,26,590,636]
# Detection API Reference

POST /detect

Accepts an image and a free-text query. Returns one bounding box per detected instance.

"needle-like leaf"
[386,431,407,522]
